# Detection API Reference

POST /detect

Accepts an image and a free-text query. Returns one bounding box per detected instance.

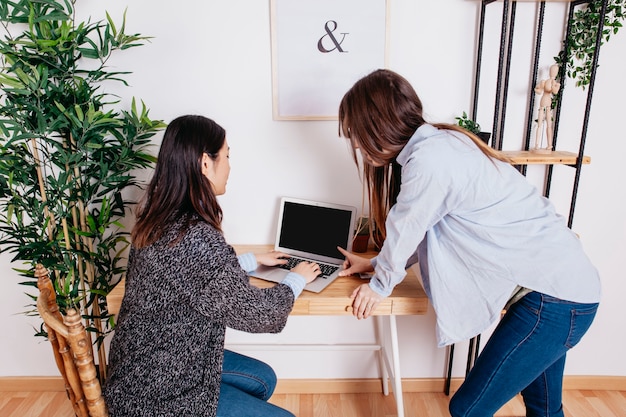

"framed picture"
[270,0,389,120]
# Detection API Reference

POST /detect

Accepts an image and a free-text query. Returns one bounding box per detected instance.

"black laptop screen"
[278,201,353,259]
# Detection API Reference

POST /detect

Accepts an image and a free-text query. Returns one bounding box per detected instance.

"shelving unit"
[444,0,608,396]
[472,0,606,228]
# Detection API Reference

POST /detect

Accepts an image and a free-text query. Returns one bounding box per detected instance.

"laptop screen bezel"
[273,197,357,264]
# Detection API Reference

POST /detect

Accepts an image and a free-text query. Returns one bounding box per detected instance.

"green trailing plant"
[555,0,625,89]
[0,0,165,379]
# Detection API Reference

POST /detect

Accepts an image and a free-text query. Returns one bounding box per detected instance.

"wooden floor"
[1,389,625,416]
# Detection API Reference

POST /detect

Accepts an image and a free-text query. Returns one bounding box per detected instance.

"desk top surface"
[106,244,428,317]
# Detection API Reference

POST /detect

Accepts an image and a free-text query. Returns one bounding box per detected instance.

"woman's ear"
[201,152,213,179]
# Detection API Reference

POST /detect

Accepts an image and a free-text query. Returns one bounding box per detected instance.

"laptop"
[252,197,357,293]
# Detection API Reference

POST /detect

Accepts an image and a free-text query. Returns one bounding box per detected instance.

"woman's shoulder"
[402,130,471,171]
[184,220,227,247]
[166,219,238,269]
[152,216,225,251]
[403,125,465,158]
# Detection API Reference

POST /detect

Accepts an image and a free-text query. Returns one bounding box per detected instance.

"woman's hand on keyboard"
[255,250,290,267]
[291,261,321,284]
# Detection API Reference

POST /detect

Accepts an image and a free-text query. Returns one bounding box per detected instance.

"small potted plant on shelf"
[353,216,385,252]
[455,111,491,145]
[352,216,370,253]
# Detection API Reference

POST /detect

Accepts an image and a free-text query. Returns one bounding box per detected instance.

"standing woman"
[336,69,600,417]
[104,115,320,417]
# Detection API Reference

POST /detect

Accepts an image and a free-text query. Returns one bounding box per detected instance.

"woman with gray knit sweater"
[103,115,320,416]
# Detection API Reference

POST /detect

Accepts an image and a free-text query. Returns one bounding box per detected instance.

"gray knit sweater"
[103,217,294,416]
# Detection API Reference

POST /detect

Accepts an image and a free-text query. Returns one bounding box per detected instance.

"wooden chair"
[35,264,109,417]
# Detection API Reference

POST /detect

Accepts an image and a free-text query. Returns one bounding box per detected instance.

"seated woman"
[104,115,321,417]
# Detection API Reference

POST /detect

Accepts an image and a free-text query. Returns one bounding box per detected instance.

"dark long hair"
[131,115,226,248]
[338,69,509,240]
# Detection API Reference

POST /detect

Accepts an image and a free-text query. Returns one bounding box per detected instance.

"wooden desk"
[106,244,427,417]
[107,244,426,317]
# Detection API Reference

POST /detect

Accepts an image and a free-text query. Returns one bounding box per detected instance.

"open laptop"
[252,197,357,293]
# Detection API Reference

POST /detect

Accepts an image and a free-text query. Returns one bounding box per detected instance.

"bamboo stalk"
[30,138,55,242]
[63,137,87,321]
[68,134,108,381]
[30,138,67,291]
[60,218,75,295]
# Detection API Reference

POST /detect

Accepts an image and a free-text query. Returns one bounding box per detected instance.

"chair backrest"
[36,264,109,417]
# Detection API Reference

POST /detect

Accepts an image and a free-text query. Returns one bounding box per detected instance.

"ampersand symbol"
[317,20,348,53]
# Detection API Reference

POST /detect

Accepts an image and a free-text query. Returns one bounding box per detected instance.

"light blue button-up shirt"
[369,124,601,346]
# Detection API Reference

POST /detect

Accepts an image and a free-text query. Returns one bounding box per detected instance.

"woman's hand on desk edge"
[351,284,384,320]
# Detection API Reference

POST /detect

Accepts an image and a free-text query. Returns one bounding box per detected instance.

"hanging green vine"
[555,0,625,89]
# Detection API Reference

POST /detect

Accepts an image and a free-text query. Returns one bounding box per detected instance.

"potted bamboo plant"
[0,0,165,381]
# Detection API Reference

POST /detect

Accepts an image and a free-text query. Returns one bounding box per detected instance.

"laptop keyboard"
[277,257,339,278]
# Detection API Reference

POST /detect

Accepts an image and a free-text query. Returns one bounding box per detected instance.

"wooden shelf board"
[499,150,590,165]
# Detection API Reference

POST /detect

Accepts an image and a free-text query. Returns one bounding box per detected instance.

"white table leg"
[376,316,390,395]
[377,315,404,417]
[388,315,404,417]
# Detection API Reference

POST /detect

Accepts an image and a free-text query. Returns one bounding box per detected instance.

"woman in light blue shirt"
[337,69,600,417]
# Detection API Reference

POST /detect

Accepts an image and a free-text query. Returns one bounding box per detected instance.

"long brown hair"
[131,115,226,248]
[338,69,510,241]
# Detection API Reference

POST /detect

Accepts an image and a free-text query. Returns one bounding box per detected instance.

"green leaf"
[0,73,25,89]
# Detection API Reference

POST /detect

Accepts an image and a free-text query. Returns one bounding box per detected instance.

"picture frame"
[270,0,389,120]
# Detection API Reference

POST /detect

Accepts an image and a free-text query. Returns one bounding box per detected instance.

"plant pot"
[477,132,491,145]
[373,230,384,252]
[352,235,369,253]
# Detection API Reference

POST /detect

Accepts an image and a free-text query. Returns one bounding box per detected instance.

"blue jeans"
[216,350,294,417]
[449,291,598,417]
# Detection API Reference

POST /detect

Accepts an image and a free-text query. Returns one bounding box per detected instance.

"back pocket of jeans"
[566,304,598,349]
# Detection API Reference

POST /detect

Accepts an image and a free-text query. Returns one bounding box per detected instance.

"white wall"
[1,0,625,380]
